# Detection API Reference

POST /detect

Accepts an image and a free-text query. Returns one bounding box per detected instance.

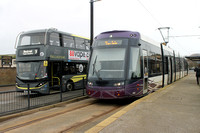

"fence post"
[27,84,30,110]
[83,77,85,96]
[60,79,63,102]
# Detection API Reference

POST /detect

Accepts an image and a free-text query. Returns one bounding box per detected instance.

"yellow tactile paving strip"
[85,82,175,133]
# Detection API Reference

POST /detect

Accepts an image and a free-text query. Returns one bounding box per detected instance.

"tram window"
[176,57,180,72]
[63,35,75,48]
[151,54,162,75]
[184,60,188,71]
[129,47,141,79]
[164,57,169,74]
[149,52,156,75]
[75,38,85,49]
[50,33,60,46]
[149,53,163,76]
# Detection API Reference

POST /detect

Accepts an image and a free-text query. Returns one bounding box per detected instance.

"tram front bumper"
[86,87,125,99]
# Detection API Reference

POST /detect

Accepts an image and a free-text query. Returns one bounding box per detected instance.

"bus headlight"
[114,82,124,87]
[16,83,20,87]
[88,81,93,86]
[36,82,46,87]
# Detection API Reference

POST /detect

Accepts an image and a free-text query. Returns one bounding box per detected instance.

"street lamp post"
[90,0,101,47]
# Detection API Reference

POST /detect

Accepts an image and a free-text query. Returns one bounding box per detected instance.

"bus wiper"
[92,56,102,80]
[35,62,42,79]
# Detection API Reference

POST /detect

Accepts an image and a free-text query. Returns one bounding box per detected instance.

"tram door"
[143,50,148,94]
[167,57,172,84]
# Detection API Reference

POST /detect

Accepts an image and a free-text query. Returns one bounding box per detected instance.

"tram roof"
[95,30,173,52]
[96,30,159,45]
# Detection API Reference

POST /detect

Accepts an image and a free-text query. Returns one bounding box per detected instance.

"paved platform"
[86,72,200,133]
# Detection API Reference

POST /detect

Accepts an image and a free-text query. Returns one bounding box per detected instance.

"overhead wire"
[136,0,162,27]
[169,35,200,37]
[136,0,195,56]
[170,37,191,55]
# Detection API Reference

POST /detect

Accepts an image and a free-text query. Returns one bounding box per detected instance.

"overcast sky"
[0,0,200,56]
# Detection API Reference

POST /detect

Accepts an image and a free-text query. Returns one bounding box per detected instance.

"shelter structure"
[185,53,200,61]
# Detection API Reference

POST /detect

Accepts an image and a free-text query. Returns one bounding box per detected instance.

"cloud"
[0,0,200,56]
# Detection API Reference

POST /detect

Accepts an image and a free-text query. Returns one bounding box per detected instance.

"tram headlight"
[87,81,93,86]
[114,82,124,87]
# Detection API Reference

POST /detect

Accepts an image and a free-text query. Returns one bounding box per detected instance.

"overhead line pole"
[158,27,170,45]
[90,0,94,47]
[90,0,101,47]
[158,28,166,43]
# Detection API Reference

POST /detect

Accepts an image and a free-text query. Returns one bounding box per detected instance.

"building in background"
[185,53,200,69]
[0,55,16,68]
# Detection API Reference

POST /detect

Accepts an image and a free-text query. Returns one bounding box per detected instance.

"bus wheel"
[66,81,74,91]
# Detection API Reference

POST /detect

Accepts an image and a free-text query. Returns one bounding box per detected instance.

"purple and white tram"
[86,30,188,99]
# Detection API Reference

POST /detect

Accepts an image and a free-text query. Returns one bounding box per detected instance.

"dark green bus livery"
[15,28,90,94]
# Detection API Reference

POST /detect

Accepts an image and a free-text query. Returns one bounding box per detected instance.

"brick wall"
[0,68,16,85]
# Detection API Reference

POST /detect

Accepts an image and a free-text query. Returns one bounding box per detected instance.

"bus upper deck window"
[63,35,75,48]
[50,33,60,46]
[75,38,85,49]
[19,33,45,46]
[85,40,90,50]
[20,36,30,46]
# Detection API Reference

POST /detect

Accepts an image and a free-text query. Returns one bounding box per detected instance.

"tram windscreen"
[88,48,126,80]
[17,61,47,80]
[18,33,45,46]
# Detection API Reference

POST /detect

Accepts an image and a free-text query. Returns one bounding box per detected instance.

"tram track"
[59,106,121,133]
[0,100,96,133]
[0,98,130,133]
[0,98,127,133]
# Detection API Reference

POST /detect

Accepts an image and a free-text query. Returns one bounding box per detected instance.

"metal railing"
[0,77,87,116]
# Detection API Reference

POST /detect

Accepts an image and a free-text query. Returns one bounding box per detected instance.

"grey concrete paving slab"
[87,72,200,133]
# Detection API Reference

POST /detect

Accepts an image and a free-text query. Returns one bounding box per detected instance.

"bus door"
[50,62,61,87]
[142,50,148,94]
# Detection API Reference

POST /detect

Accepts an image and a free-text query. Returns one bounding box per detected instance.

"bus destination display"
[19,48,40,56]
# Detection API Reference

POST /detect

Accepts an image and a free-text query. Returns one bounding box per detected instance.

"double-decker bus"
[15,28,90,94]
[86,30,188,99]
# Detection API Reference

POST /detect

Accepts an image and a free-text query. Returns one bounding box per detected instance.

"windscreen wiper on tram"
[92,56,102,80]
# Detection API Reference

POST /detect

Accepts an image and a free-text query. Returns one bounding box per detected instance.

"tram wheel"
[66,81,74,91]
